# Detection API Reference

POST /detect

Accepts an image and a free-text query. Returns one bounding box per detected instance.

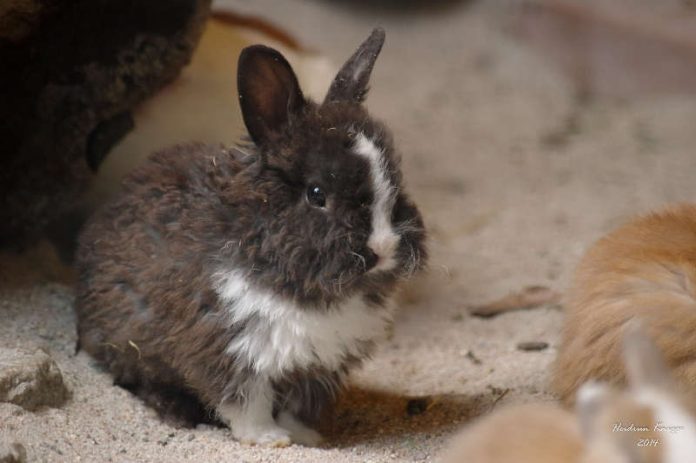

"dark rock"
[0,347,70,410]
[406,397,431,416]
[0,1,43,42]
[0,0,211,247]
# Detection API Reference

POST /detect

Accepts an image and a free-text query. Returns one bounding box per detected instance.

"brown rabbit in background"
[439,324,696,463]
[553,203,696,406]
[438,402,583,463]
[579,324,696,463]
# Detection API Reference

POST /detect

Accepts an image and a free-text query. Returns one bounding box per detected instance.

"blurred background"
[2,0,696,461]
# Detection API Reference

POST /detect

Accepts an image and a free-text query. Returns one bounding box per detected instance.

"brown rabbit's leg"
[217,378,291,447]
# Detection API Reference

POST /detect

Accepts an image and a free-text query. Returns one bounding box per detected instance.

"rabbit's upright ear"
[237,45,305,145]
[622,320,673,392]
[576,381,612,438]
[325,28,385,104]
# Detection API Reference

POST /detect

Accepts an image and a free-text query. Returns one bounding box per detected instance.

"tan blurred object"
[516,0,696,98]
[439,326,696,463]
[439,403,583,463]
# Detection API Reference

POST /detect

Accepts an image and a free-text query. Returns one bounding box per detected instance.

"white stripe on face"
[353,133,399,272]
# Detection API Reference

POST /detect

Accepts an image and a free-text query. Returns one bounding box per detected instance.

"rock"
[0,440,26,463]
[0,348,70,410]
[0,0,43,42]
[406,398,431,416]
[516,341,549,352]
[0,0,211,247]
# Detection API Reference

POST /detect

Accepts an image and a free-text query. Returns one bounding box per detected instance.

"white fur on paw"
[235,426,292,447]
[277,411,324,447]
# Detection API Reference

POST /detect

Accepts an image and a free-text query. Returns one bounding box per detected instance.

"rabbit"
[578,323,696,463]
[438,402,583,463]
[552,204,696,406]
[439,324,696,463]
[74,28,426,447]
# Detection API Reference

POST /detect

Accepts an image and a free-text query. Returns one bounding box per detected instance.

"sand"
[3,0,696,461]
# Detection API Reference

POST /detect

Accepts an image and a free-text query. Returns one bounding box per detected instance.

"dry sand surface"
[3,0,696,461]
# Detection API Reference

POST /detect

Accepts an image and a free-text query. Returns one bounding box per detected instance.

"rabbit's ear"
[237,45,305,145]
[622,319,673,392]
[325,28,385,104]
[576,381,612,439]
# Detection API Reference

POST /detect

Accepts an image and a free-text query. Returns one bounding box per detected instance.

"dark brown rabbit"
[75,28,426,446]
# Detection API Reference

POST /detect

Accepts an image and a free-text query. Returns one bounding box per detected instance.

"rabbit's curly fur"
[75,29,426,446]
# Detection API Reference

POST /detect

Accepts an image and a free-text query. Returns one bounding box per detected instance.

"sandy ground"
[3,0,696,461]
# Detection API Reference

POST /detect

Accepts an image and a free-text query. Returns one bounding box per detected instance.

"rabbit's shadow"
[319,385,491,446]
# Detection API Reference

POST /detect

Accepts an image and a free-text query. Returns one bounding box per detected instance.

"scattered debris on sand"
[469,286,561,318]
[0,347,70,411]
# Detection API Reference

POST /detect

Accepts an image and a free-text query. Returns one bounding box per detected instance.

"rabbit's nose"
[367,230,399,272]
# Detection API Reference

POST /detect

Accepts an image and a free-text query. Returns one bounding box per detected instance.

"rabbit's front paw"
[277,411,323,447]
[235,425,292,447]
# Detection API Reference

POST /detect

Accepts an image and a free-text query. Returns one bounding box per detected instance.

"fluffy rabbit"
[75,28,426,447]
[439,325,696,463]
[579,324,696,463]
[553,204,696,406]
[438,402,583,463]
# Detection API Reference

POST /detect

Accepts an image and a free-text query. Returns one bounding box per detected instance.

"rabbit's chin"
[226,250,408,309]
[317,267,404,308]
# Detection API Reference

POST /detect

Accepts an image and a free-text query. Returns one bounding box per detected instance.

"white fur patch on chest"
[213,270,394,378]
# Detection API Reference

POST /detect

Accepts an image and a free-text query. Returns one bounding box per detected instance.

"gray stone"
[0,441,26,463]
[0,348,70,411]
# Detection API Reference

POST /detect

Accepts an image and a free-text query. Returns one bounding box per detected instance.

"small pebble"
[406,398,430,416]
[465,350,482,365]
[517,341,549,351]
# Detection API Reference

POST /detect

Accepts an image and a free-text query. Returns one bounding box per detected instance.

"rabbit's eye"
[306,185,327,208]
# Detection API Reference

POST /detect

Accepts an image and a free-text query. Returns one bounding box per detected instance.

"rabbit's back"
[75,143,248,405]
[77,142,247,278]
[553,204,696,404]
